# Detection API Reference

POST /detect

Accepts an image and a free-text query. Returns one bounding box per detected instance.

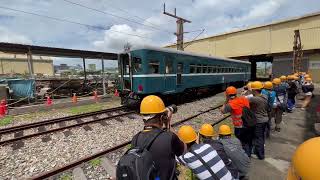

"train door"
[118,53,132,91]
[164,58,175,93]
[177,62,183,86]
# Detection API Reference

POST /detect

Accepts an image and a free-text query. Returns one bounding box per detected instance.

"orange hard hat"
[226,86,237,95]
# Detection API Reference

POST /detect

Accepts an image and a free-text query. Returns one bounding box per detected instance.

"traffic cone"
[72,93,77,103]
[114,89,119,97]
[0,104,5,118]
[45,95,53,106]
[0,99,7,114]
[93,90,98,101]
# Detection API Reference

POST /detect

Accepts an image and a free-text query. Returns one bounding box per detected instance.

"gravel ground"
[0,91,229,179]
[0,97,121,129]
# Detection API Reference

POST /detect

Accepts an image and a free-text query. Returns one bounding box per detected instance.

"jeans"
[253,122,268,159]
[287,98,295,111]
[235,127,255,157]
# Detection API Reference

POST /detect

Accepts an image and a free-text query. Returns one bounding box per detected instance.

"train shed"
[166,12,320,82]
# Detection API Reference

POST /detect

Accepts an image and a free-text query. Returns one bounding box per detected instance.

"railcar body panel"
[118,46,251,97]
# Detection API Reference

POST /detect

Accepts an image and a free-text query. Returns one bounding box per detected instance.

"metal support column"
[83,57,87,83]
[27,49,34,78]
[101,57,106,95]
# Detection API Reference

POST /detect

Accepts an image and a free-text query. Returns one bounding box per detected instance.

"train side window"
[212,66,216,73]
[132,57,142,73]
[208,66,212,73]
[190,64,196,73]
[203,65,208,73]
[177,63,183,73]
[148,61,160,74]
[165,60,173,74]
[197,65,202,73]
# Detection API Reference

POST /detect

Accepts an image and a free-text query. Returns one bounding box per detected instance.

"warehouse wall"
[167,13,320,58]
[0,53,54,76]
[309,54,320,82]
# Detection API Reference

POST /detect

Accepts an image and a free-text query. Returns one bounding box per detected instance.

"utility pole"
[163,3,191,51]
[293,30,303,73]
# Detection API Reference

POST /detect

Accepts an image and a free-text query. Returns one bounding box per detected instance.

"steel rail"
[30,104,230,180]
[0,106,126,135]
[0,111,135,145]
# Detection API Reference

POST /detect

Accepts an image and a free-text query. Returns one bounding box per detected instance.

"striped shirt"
[178,143,234,180]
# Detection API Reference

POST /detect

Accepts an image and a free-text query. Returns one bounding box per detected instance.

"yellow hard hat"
[294,73,298,76]
[264,81,273,90]
[280,75,287,81]
[294,76,299,80]
[218,125,232,135]
[287,75,294,80]
[287,137,320,180]
[251,81,264,90]
[272,78,281,85]
[140,95,166,114]
[247,82,252,88]
[178,125,197,143]
[304,74,310,78]
[199,124,215,137]
[306,78,312,82]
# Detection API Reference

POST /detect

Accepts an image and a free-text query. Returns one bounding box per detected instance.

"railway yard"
[1,1,320,180]
[0,91,229,179]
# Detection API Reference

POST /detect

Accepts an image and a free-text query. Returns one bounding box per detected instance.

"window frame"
[148,60,160,74]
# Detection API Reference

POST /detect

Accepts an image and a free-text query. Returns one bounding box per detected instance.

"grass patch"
[59,173,72,180]
[194,119,202,124]
[0,116,13,126]
[177,164,197,180]
[89,158,102,168]
[67,103,103,115]
[126,144,132,150]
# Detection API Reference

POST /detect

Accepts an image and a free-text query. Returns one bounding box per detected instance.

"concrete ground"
[248,88,319,179]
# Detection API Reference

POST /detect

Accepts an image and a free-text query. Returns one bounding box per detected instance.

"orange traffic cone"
[114,89,119,97]
[0,104,5,118]
[93,90,98,101]
[72,93,77,103]
[45,95,53,106]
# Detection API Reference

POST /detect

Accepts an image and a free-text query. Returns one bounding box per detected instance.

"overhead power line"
[0,5,152,39]
[184,29,205,49]
[62,0,173,34]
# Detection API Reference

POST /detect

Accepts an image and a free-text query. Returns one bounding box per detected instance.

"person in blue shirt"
[261,81,276,138]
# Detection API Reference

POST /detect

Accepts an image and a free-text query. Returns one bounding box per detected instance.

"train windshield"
[132,57,142,73]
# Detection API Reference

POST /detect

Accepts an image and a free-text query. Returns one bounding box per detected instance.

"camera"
[166,104,177,114]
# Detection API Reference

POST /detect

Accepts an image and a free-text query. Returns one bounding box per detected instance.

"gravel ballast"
[0,91,229,179]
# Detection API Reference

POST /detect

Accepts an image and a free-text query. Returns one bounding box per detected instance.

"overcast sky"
[0,0,320,67]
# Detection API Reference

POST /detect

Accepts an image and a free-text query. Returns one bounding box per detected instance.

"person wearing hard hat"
[241,82,253,97]
[131,95,185,180]
[261,81,276,138]
[199,124,239,178]
[273,78,287,132]
[177,125,234,180]
[248,81,269,160]
[220,86,252,156]
[301,77,314,109]
[287,75,299,112]
[287,137,320,180]
[218,125,251,180]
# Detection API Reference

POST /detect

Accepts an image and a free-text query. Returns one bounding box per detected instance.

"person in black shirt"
[132,95,185,180]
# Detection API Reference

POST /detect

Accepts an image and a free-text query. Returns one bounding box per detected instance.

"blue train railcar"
[118,46,251,105]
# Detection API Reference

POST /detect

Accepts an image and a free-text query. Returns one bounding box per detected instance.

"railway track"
[0,106,135,146]
[30,104,231,180]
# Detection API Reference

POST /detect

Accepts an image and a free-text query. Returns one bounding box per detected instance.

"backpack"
[266,91,274,112]
[241,106,257,127]
[116,130,163,180]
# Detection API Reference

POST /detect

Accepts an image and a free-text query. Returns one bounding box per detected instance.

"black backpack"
[241,106,257,127]
[116,130,163,180]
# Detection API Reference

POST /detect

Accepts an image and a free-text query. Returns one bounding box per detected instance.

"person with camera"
[117,95,185,180]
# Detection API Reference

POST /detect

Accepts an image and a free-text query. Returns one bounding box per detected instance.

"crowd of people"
[116,72,316,180]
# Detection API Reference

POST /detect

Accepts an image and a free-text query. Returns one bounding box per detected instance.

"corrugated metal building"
[166,12,320,82]
[0,52,54,76]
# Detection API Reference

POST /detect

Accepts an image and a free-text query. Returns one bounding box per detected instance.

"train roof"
[130,45,251,64]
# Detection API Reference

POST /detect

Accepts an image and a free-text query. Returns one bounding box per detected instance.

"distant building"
[88,64,96,71]
[0,52,54,76]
